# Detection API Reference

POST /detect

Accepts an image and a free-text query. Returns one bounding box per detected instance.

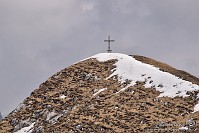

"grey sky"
[0,0,199,115]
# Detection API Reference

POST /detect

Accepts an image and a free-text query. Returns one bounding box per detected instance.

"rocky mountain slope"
[1,53,199,133]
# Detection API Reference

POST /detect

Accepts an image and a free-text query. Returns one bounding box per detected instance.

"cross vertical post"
[104,35,115,53]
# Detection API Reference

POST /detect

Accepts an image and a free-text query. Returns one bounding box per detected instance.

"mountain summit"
[1,53,199,132]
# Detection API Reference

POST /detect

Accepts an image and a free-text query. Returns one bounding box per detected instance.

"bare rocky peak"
[0,53,199,133]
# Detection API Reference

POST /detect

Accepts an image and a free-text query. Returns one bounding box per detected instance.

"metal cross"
[104,35,115,53]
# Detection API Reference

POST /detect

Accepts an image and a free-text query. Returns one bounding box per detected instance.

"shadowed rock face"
[0,112,2,121]
[0,54,199,133]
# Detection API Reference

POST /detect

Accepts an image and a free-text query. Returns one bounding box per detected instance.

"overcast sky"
[1,0,199,115]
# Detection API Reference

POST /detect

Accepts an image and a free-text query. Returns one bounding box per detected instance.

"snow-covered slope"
[91,53,199,111]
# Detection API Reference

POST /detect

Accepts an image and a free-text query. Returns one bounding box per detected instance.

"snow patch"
[60,95,67,99]
[194,93,199,112]
[49,114,62,124]
[93,88,107,96]
[14,122,35,133]
[116,88,126,94]
[46,111,62,124]
[193,103,199,112]
[179,126,188,131]
[116,84,131,94]
[46,111,57,121]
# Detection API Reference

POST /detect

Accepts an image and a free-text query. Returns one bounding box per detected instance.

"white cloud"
[82,2,95,12]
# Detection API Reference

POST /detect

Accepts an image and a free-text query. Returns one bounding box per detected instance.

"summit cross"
[104,35,115,53]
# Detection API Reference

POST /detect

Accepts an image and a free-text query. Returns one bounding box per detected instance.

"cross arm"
[104,40,115,42]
